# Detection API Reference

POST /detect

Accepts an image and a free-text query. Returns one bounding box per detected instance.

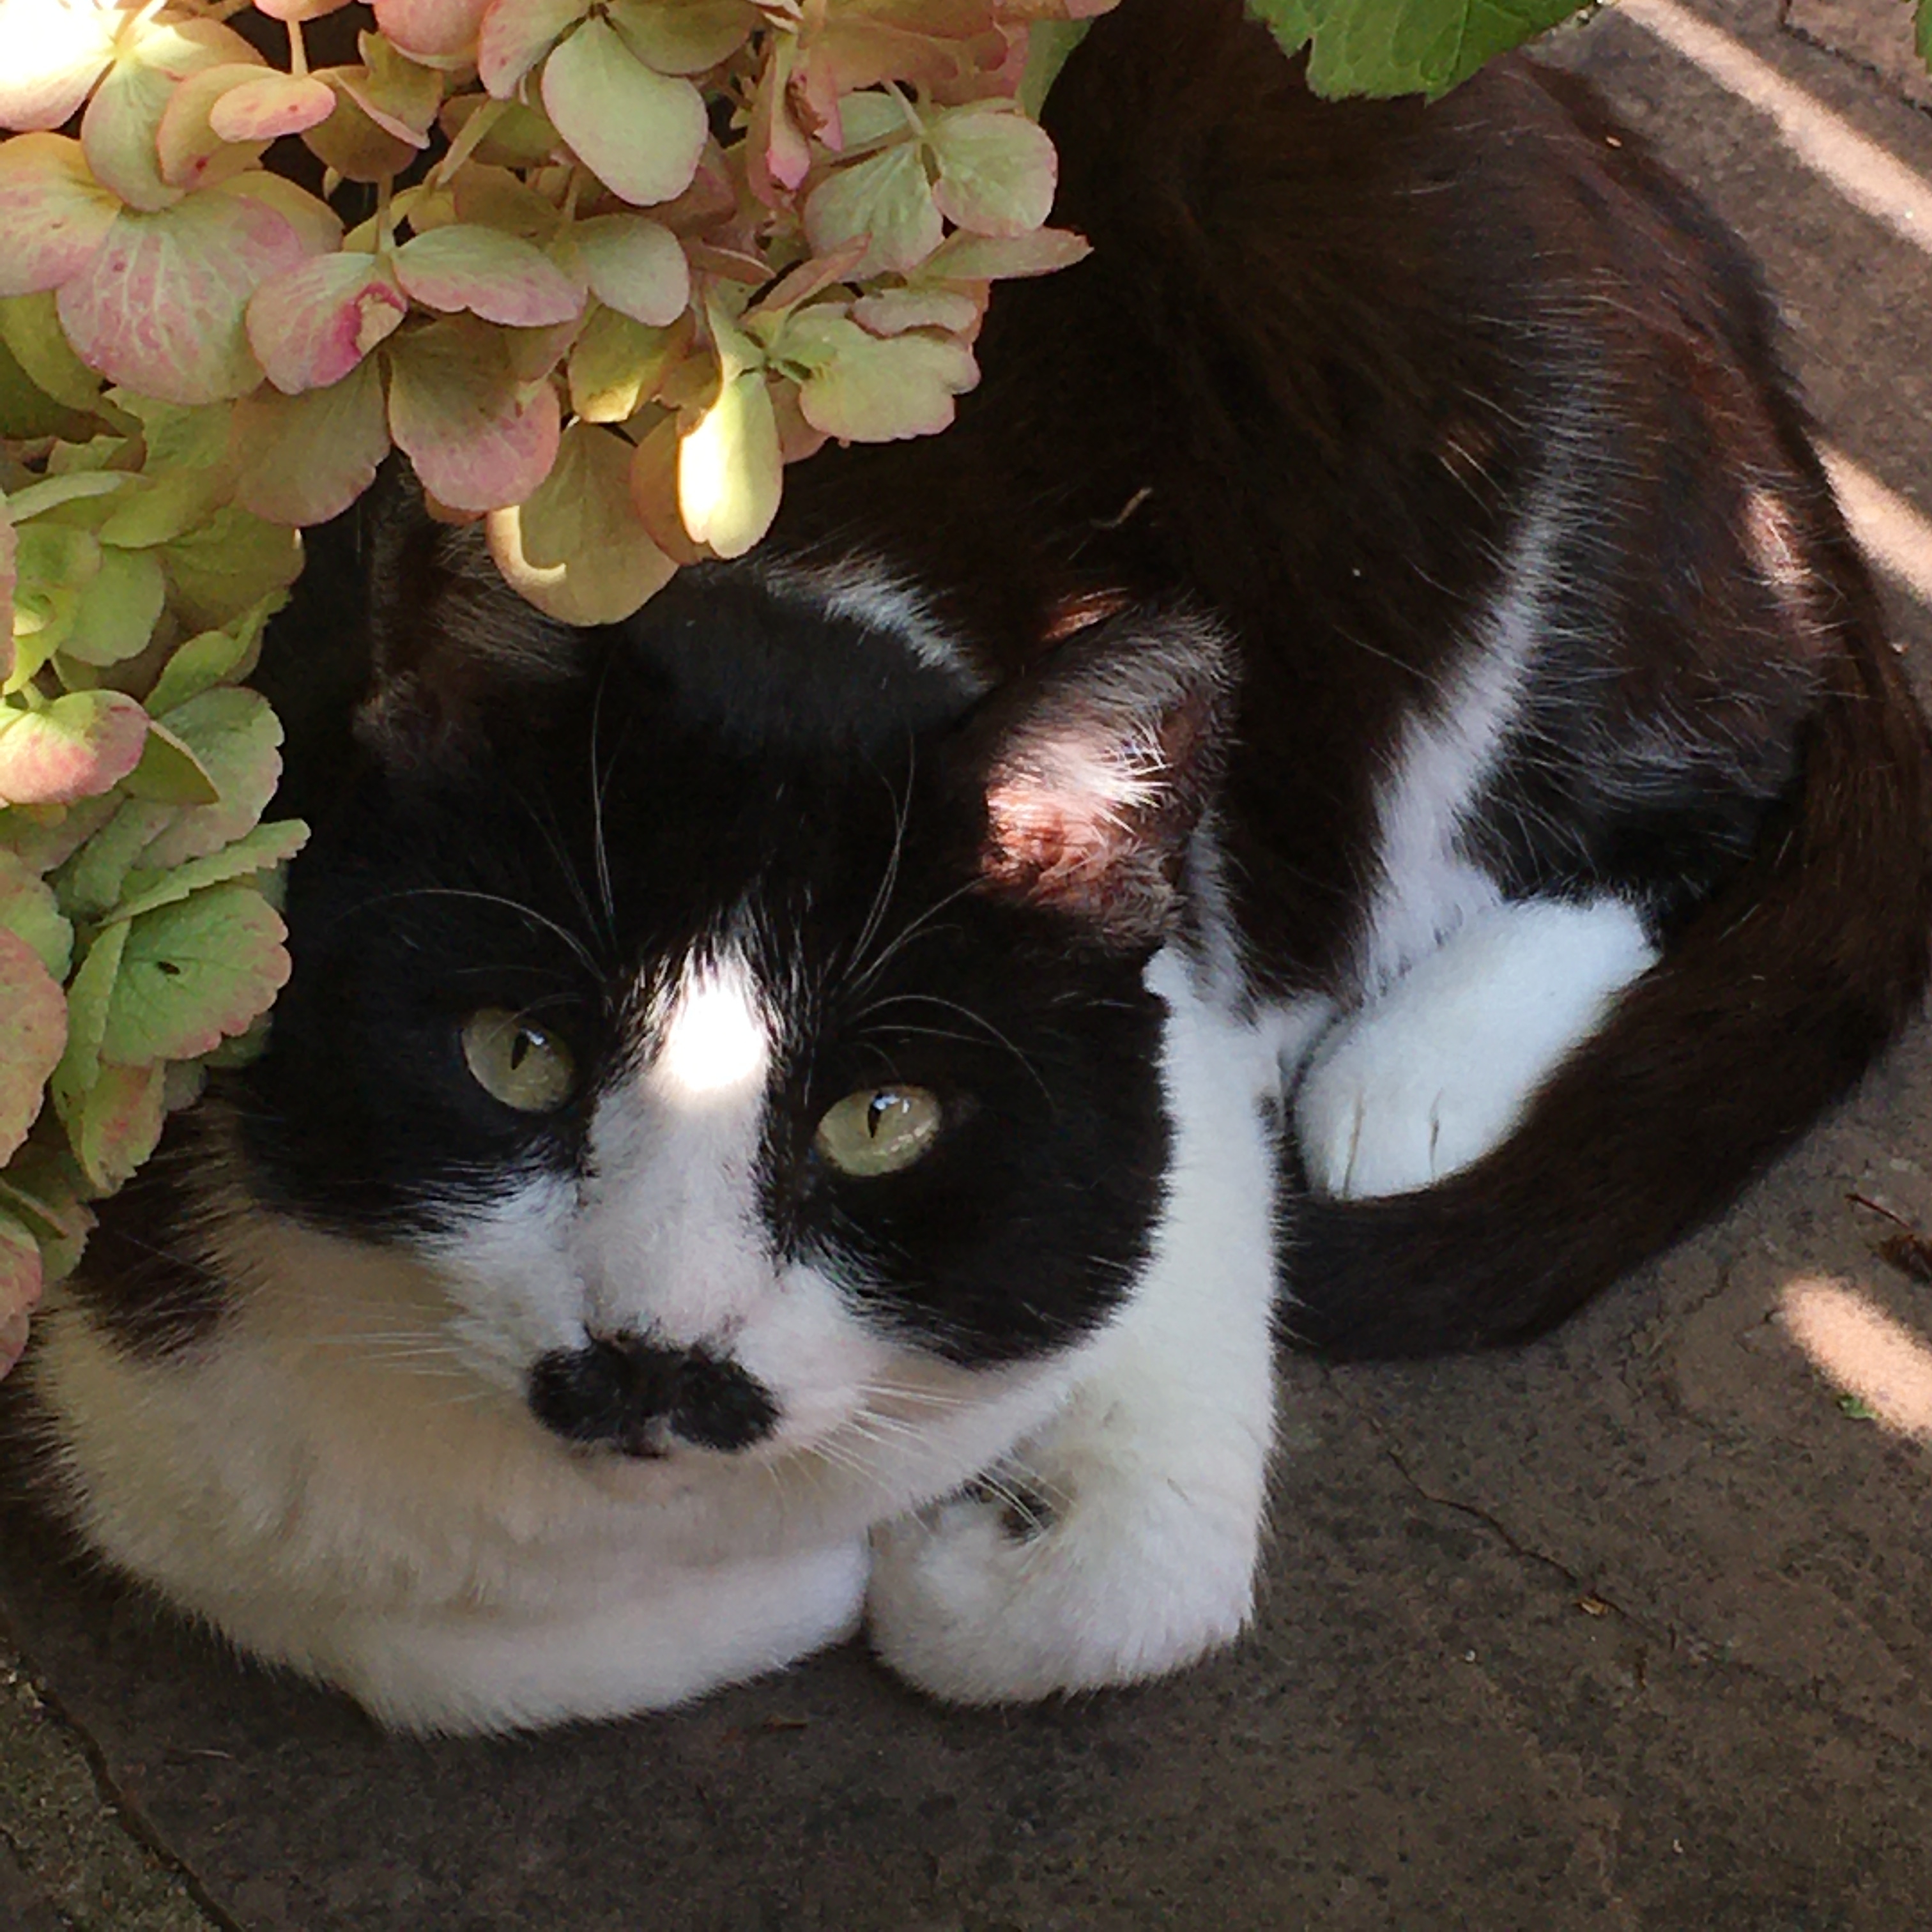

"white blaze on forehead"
[653,950,770,1099]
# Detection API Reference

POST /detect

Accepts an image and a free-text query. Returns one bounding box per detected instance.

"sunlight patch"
[1779,1275,1932,1439]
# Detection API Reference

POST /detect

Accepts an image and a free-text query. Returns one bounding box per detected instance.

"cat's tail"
[1284,597,1932,1360]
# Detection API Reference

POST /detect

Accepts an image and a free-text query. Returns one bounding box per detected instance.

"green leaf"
[486,421,675,624]
[569,215,689,328]
[100,881,291,1064]
[678,370,782,560]
[0,928,66,1165]
[540,18,709,208]
[158,507,301,631]
[0,691,149,807]
[567,305,688,422]
[52,797,174,922]
[62,544,167,668]
[122,717,223,807]
[230,358,392,528]
[788,311,979,442]
[143,599,276,716]
[604,0,756,77]
[104,819,310,927]
[70,1059,168,1196]
[805,142,942,277]
[0,1206,43,1377]
[140,687,282,871]
[51,917,128,1128]
[1018,20,1096,119]
[1245,0,1583,99]
[0,850,73,981]
[927,103,1057,237]
[0,294,110,416]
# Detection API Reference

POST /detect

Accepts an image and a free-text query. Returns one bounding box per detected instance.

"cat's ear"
[352,460,583,769]
[962,608,1233,948]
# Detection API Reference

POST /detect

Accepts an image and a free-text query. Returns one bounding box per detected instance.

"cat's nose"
[527,1334,779,1457]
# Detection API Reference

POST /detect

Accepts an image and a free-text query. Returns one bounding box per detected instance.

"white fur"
[1357,496,1556,993]
[33,933,1287,1731]
[1296,895,1659,1199]
[864,942,1283,1701]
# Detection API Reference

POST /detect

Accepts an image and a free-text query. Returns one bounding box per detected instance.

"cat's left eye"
[814,1087,943,1177]
[461,1008,576,1114]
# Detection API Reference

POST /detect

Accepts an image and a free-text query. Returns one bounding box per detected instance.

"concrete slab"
[3,1,1929,1926]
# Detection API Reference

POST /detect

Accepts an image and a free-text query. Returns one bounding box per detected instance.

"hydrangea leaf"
[158,506,300,631]
[208,71,338,144]
[375,0,493,62]
[852,286,983,335]
[921,225,1090,279]
[340,37,443,149]
[604,0,757,77]
[0,135,121,298]
[0,1149,93,1287]
[95,464,235,550]
[0,0,119,132]
[50,795,172,921]
[57,183,322,404]
[450,96,561,170]
[122,715,221,806]
[230,358,392,527]
[0,850,73,981]
[1246,0,1583,98]
[0,493,13,686]
[101,818,309,927]
[0,1206,42,1381]
[50,914,125,1117]
[486,420,675,624]
[100,880,291,1064]
[143,598,275,716]
[247,251,408,396]
[569,215,689,327]
[218,172,344,259]
[0,293,108,413]
[61,540,165,666]
[0,927,66,1163]
[746,36,810,204]
[1017,17,1096,118]
[304,68,421,181]
[804,141,942,277]
[567,305,688,422]
[0,689,148,806]
[81,15,262,213]
[450,160,564,240]
[0,333,96,441]
[139,686,281,870]
[387,316,562,512]
[71,1057,167,1195]
[479,0,592,96]
[6,470,123,524]
[395,222,585,327]
[926,102,1056,236]
[153,62,277,195]
[678,369,781,559]
[790,310,979,441]
[540,17,709,208]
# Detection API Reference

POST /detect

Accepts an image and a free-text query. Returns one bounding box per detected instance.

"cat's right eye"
[461,1008,576,1114]
[814,1086,944,1177]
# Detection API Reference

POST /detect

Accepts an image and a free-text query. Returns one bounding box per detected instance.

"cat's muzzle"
[527,1335,779,1458]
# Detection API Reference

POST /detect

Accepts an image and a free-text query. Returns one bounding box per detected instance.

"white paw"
[865,1414,1262,1705]
[1296,896,1656,1199]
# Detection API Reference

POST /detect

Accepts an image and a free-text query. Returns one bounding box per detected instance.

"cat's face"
[233,549,1229,1471]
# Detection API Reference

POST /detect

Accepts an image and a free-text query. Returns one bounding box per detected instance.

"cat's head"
[231,515,1233,1472]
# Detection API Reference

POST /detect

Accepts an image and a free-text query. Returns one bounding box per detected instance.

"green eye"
[814,1086,943,1177]
[461,1008,576,1114]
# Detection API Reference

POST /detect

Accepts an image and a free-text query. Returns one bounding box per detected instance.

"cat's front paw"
[864,1441,1260,1705]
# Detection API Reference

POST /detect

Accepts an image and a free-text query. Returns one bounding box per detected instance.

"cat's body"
[17,0,1931,1732]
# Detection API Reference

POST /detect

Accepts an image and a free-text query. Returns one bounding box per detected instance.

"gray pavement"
[4,1,1931,1925]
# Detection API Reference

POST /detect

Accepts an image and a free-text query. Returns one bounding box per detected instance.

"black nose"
[528,1335,779,1457]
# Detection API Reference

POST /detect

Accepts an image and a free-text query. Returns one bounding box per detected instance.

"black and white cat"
[19,0,1931,1733]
